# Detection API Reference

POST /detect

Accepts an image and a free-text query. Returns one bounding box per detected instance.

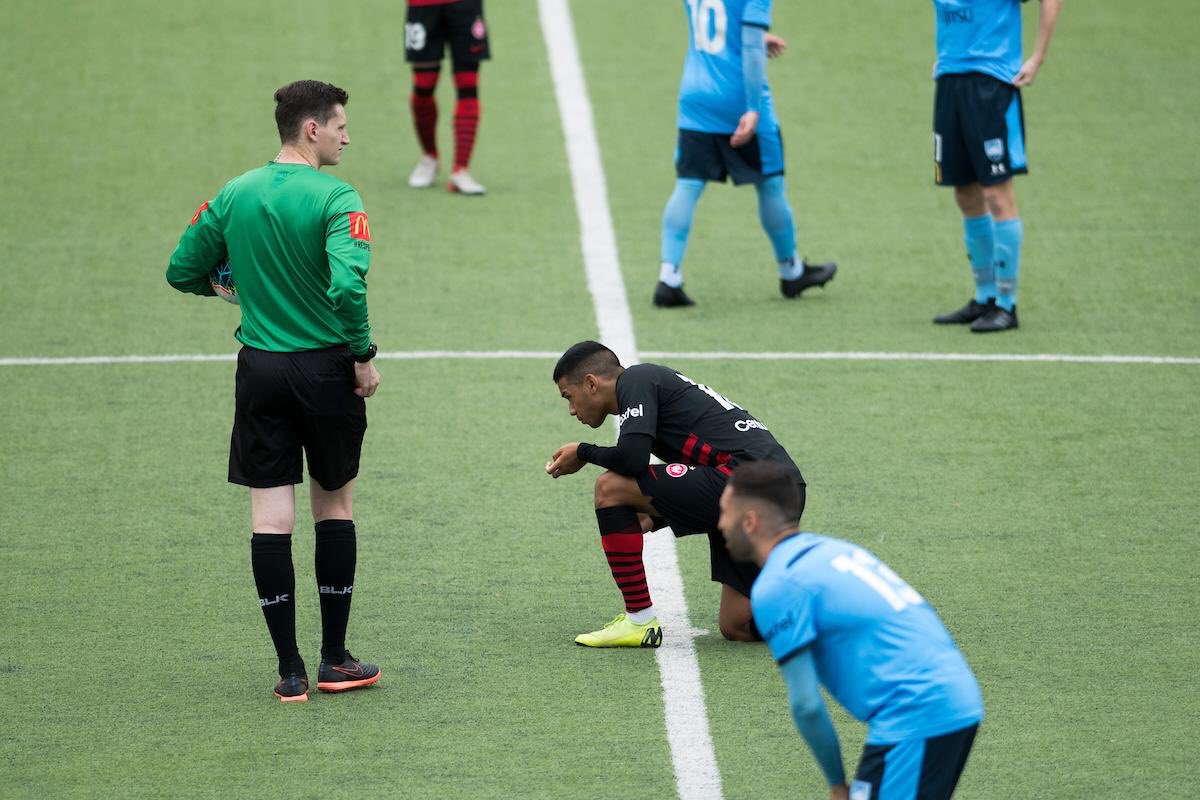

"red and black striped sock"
[452,68,480,171]
[410,66,440,157]
[595,506,651,614]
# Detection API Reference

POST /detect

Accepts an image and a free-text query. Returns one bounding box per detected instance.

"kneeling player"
[720,461,983,800]
[545,340,807,646]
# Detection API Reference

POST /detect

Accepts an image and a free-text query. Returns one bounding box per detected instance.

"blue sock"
[660,178,706,287]
[993,218,1023,311]
[754,176,798,276]
[962,214,995,304]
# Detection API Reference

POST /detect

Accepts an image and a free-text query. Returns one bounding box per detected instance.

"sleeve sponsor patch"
[190,201,209,225]
[347,211,371,241]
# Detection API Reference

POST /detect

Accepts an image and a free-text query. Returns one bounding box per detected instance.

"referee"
[167,80,381,703]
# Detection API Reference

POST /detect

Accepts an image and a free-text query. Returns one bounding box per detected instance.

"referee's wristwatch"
[352,342,378,363]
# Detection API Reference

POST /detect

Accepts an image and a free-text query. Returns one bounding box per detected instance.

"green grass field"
[2,1,1198,797]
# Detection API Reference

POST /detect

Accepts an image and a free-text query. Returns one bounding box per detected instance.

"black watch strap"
[353,342,377,363]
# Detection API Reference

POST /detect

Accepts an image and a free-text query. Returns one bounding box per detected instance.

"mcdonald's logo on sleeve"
[190,201,209,225]
[347,211,371,242]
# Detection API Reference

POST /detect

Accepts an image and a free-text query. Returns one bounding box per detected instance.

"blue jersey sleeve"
[743,0,772,29]
[752,574,817,665]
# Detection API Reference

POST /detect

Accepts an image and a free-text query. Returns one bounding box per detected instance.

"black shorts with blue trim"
[850,723,979,800]
[635,462,805,596]
[933,72,1027,187]
[675,127,785,186]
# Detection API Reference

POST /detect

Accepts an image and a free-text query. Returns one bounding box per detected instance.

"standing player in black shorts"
[166,81,382,702]
[545,341,808,647]
[404,0,490,195]
[930,0,1061,333]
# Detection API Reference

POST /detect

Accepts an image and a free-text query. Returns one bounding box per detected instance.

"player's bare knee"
[593,470,633,508]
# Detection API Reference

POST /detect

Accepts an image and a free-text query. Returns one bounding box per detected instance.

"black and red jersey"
[614,363,804,484]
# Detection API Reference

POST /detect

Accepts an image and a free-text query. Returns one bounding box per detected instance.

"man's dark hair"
[728,461,803,523]
[552,340,623,384]
[273,80,349,143]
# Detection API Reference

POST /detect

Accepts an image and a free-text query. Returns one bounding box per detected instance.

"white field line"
[538,1,723,799]
[2,350,1197,368]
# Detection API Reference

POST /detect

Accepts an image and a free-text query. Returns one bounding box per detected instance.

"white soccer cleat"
[408,155,439,189]
[447,169,486,196]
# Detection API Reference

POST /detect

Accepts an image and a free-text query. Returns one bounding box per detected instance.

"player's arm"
[325,188,373,359]
[166,199,223,296]
[731,23,768,147]
[577,433,654,477]
[780,648,847,790]
[1014,0,1063,87]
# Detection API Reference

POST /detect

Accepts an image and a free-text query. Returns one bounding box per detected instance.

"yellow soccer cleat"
[575,613,663,648]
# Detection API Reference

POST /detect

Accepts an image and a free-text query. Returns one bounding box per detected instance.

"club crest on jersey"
[984,138,1005,163]
[348,211,370,241]
[472,16,486,39]
[666,463,689,478]
[190,201,209,225]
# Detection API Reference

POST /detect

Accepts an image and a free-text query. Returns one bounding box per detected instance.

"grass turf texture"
[2,0,1199,797]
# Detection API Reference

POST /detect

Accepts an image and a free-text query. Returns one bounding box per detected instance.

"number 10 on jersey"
[686,0,728,54]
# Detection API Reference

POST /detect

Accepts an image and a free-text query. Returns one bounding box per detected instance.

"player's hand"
[546,443,584,479]
[829,785,850,800]
[764,33,787,58]
[1013,56,1043,87]
[354,361,380,398]
[730,111,759,148]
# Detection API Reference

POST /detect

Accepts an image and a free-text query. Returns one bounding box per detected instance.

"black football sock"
[315,519,357,663]
[250,533,302,675]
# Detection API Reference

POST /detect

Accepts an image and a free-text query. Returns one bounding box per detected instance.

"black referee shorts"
[636,462,806,597]
[229,345,367,492]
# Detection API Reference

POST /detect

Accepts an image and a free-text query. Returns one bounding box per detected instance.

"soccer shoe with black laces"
[653,281,695,308]
[274,673,310,703]
[780,260,837,298]
[970,304,1018,333]
[933,298,991,325]
[316,652,381,693]
[575,613,663,648]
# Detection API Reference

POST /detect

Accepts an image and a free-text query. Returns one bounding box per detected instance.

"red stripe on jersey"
[715,451,731,466]
[717,465,733,476]
[190,201,209,225]
[698,443,712,466]
[681,433,698,461]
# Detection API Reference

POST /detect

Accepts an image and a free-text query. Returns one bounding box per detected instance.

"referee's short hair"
[728,461,803,523]
[553,340,622,384]
[274,80,349,143]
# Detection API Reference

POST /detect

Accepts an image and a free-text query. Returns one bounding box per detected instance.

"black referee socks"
[250,533,301,675]
[314,519,357,663]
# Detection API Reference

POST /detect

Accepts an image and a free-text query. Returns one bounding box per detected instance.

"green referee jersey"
[166,161,372,356]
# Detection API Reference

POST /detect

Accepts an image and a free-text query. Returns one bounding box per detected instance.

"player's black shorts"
[229,345,367,492]
[934,72,1027,187]
[851,723,979,800]
[636,462,806,596]
[675,128,785,186]
[405,0,491,65]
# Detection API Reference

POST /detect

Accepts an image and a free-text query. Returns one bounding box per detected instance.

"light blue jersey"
[933,0,1025,84]
[752,534,984,744]
[677,0,778,134]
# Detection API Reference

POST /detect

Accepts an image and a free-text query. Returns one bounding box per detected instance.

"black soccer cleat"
[653,281,696,308]
[933,298,991,325]
[970,304,1019,333]
[780,260,837,298]
[274,672,310,703]
[316,651,381,693]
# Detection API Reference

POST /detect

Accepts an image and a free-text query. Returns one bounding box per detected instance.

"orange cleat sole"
[316,672,381,693]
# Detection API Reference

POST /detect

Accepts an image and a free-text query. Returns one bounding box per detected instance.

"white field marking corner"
[538,1,724,799]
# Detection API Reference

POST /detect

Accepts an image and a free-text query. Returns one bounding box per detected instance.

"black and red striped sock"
[595,506,652,614]
[410,66,440,157]
[452,68,480,171]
